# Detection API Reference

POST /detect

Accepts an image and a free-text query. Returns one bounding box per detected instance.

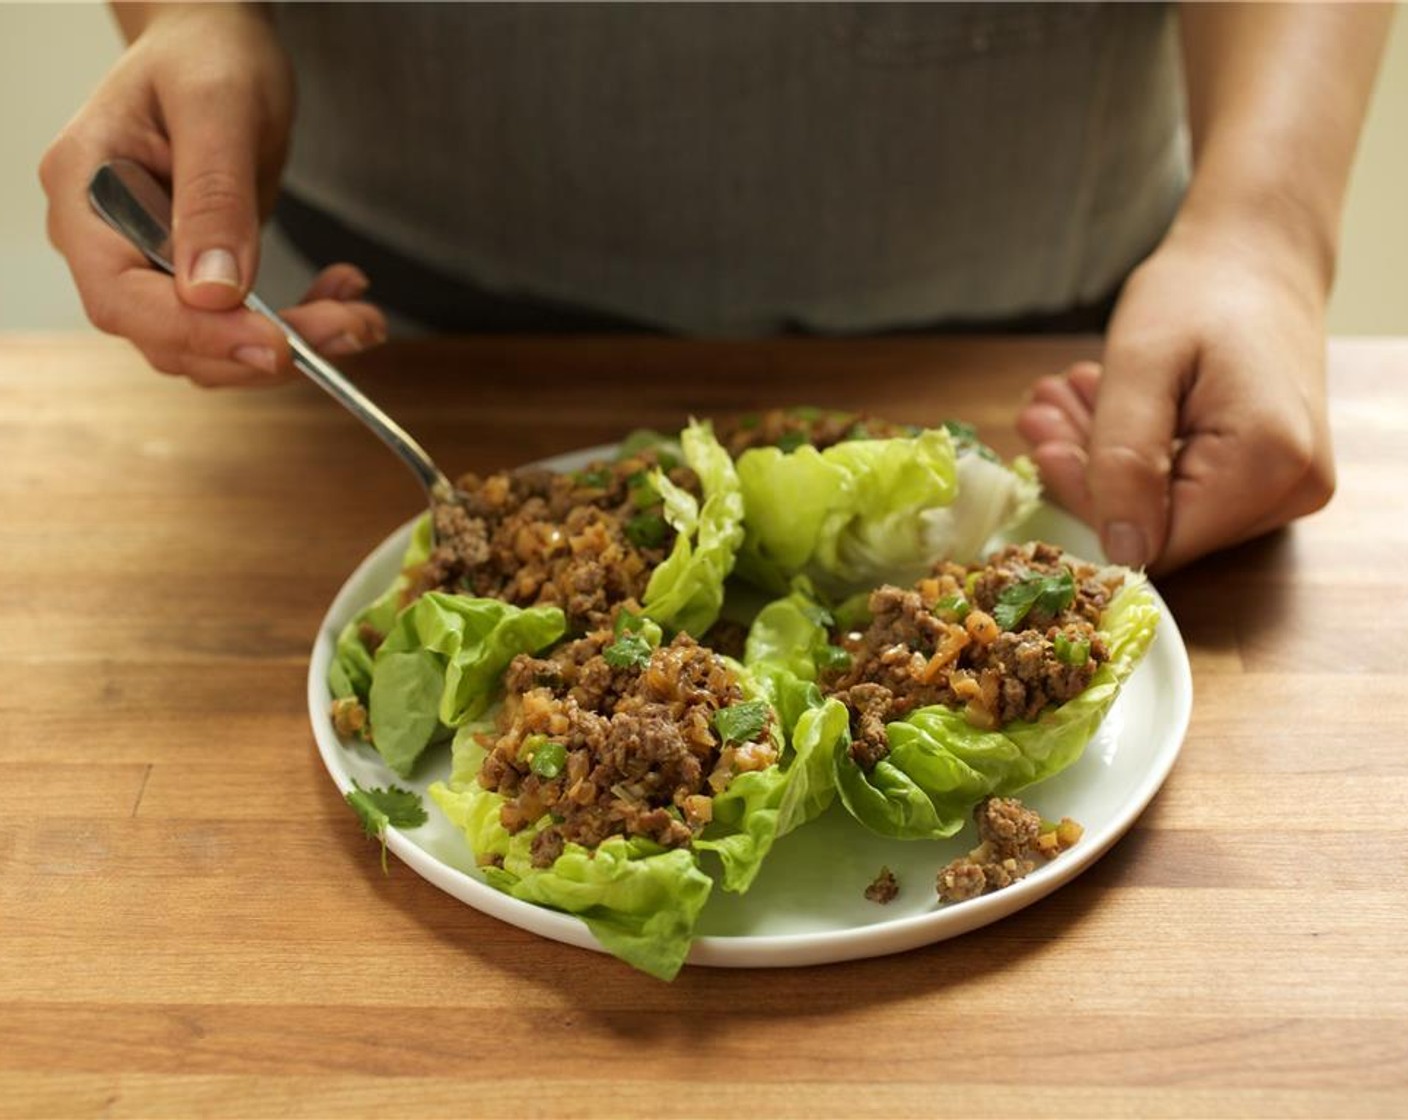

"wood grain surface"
[2,333,1405,1119]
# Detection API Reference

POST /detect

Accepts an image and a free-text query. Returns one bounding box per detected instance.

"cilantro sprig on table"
[346,780,428,873]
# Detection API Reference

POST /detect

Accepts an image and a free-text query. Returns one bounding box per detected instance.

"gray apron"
[273,2,1188,335]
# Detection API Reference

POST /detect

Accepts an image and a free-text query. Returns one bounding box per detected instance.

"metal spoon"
[87,158,458,507]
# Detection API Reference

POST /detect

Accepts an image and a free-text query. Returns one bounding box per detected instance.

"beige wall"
[1,1,1404,333]
[0,2,121,329]
[1332,2,1408,332]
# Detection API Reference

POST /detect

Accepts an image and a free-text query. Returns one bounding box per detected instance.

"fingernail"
[321,332,364,356]
[232,345,278,373]
[1103,521,1149,568]
[191,248,241,289]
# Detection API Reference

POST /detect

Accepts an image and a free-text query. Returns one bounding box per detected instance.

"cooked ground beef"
[717,407,917,457]
[823,542,1119,768]
[865,866,899,905]
[404,453,700,633]
[479,621,777,866]
[936,797,1083,903]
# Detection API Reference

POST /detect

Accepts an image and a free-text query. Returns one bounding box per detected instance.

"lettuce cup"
[715,408,1039,599]
[327,419,744,777]
[745,541,1159,840]
[429,612,845,980]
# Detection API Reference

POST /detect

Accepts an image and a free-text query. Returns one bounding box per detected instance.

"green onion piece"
[573,466,613,490]
[529,740,568,779]
[628,472,659,509]
[814,643,853,672]
[712,699,771,745]
[775,430,810,453]
[800,600,835,629]
[934,594,971,621]
[1053,633,1091,666]
[604,632,653,669]
[625,512,669,548]
[736,412,761,430]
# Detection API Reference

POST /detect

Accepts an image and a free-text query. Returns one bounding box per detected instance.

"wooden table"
[2,334,1405,1119]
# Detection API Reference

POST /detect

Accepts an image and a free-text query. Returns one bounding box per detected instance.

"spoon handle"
[88,158,455,504]
[243,291,455,502]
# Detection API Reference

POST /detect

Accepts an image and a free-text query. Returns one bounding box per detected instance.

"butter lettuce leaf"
[367,593,566,777]
[920,450,1042,569]
[639,419,745,636]
[328,514,434,703]
[430,759,712,982]
[692,657,845,892]
[733,429,959,598]
[733,427,1042,600]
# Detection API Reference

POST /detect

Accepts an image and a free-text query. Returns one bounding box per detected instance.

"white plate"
[308,448,1192,970]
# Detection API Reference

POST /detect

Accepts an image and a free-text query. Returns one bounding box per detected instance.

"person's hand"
[40,4,386,387]
[1016,214,1335,575]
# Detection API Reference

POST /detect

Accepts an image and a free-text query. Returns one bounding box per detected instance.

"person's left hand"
[1016,215,1336,575]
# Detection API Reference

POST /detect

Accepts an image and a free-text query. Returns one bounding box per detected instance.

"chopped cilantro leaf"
[993,568,1076,630]
[800,601,835,629]
[941,419,1001,462]
[573,467,613,490]
[814,643,853,672]
[790,406,823,421]
[943,419,980,445]
[712,699,771,745]
[625,512,669,548]
[346,780,427,874]
[775,430,810,453]
[604,631,653,669]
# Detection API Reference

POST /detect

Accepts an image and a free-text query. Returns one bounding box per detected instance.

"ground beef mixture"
[717,407,918,457]
[865,866,900,905]
[936,797,1083,903]
[403,452,700,633]
[477,622,778,867]
[824,541,1120,769]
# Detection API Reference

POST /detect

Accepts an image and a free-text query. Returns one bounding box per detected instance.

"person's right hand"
[40,4,386,387]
